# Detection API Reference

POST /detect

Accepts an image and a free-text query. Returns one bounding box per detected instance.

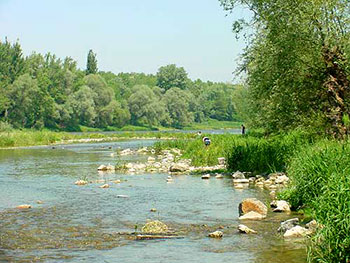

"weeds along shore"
[156,130,350,263]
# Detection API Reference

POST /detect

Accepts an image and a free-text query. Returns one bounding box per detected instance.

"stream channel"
[0,135,306,262]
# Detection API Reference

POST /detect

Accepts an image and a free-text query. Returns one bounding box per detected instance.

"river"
[0,138,306,263]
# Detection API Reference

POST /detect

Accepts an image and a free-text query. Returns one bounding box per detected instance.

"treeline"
[0,39,241,131]
[220,0,350,138]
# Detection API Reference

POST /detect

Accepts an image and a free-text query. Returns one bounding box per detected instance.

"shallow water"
[0,139,306,263]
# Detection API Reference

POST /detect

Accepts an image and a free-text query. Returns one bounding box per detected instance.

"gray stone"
[278,218,299,233]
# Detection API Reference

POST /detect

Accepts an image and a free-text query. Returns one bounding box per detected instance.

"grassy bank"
[0,130,195,148]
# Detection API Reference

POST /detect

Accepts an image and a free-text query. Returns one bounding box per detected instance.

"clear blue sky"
[0,0,249,82]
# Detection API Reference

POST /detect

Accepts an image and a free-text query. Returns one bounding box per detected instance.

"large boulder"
[278,218,299,233]
[169,163,190,173]
[239,198,268,216]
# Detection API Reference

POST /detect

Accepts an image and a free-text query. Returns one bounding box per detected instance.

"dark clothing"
[241,125,246,135]
[203,137,211,146]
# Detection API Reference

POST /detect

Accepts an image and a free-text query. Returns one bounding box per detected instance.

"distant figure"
[203,136,211,147]
[241,124,246,135]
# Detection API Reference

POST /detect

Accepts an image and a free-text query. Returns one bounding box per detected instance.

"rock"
[284,226,312,238]
[97,165,107,171]
[278,218,299,233]
[99,184,110,188]
[208,231,223,238]
[150,208,157,212]
[166,178,173,183]
[137,147,148,154]
[106,164,115,171]
[255,181,264,187]
[275,174,289,184]
[306,220,319,232]
[16,204,32,209]
[148,156,156,163]
[269,191,276,198]
[201,174,210,179]
[238,224,257,234]
[215,174,224,179]
[271,200,291,212]
[243,172,253,178]
[234,184,244,189]
[239,198,268,216]
[239,211,265,220]
[233,179,250,184]
[117,195,129,198]
[36,200,44,204]
[249,177,256,183]
[172,149,182,155]
[120,148,132,156]
[113,179,121,184]
[232,171,245,179]
[75,180,88,185]
[128,168,136,173]
[142,220,168,233]
[269,185,277,190]
[169,163,190,173]
[218,157,226,165]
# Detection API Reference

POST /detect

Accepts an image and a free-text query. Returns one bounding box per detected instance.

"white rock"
[233,179,250,184]
[99,184,110,188]
[148,156,156,163]
[215,174,224,179]
[75,180,88,185]
[276,174,289,184]
[239,211,266,220]
[201,174,210,179]
[208,231,223,238]
[238,224,257,234]
[284,226,312,238]
[271,200,291,212]
[232,171,245,179]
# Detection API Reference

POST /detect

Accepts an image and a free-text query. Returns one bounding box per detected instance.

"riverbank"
[156,130,350,263]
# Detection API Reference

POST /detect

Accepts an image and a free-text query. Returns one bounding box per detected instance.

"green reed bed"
[280,140,350,263]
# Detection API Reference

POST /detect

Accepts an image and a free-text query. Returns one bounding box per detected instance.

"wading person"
[203,136,211,147]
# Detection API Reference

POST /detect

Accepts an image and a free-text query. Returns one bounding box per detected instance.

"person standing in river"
[241,124,246,135]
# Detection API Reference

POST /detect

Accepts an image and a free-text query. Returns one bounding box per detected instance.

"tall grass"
[226,130,314,174]
[280,140,350,263]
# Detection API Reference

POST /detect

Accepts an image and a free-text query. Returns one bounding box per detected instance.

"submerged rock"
[239,198,268,216]
[150,208,157,212]
[239,211,266,220]
[238,224,257,234]
[75,180,88,185]
[208,231,223,238]
[16,204,32,209]
[99,184,110,188]
[278,218,299,233]
[215,174,224,179]
[142,220,169,234]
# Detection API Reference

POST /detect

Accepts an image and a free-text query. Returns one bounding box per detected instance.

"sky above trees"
[0,0,249,82]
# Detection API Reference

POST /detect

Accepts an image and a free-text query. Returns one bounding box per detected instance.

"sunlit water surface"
[0,139,306,262]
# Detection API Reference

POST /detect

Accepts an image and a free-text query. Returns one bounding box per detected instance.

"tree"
[163,88,193,128]
[156,64,189,91]
[220,0,350,137]
[86,49,98,75]
[128,85,169,127]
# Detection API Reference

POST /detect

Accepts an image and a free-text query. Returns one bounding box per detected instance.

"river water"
[0,139,306,263]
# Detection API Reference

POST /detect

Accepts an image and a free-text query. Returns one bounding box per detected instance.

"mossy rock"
[141,220,168,234]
